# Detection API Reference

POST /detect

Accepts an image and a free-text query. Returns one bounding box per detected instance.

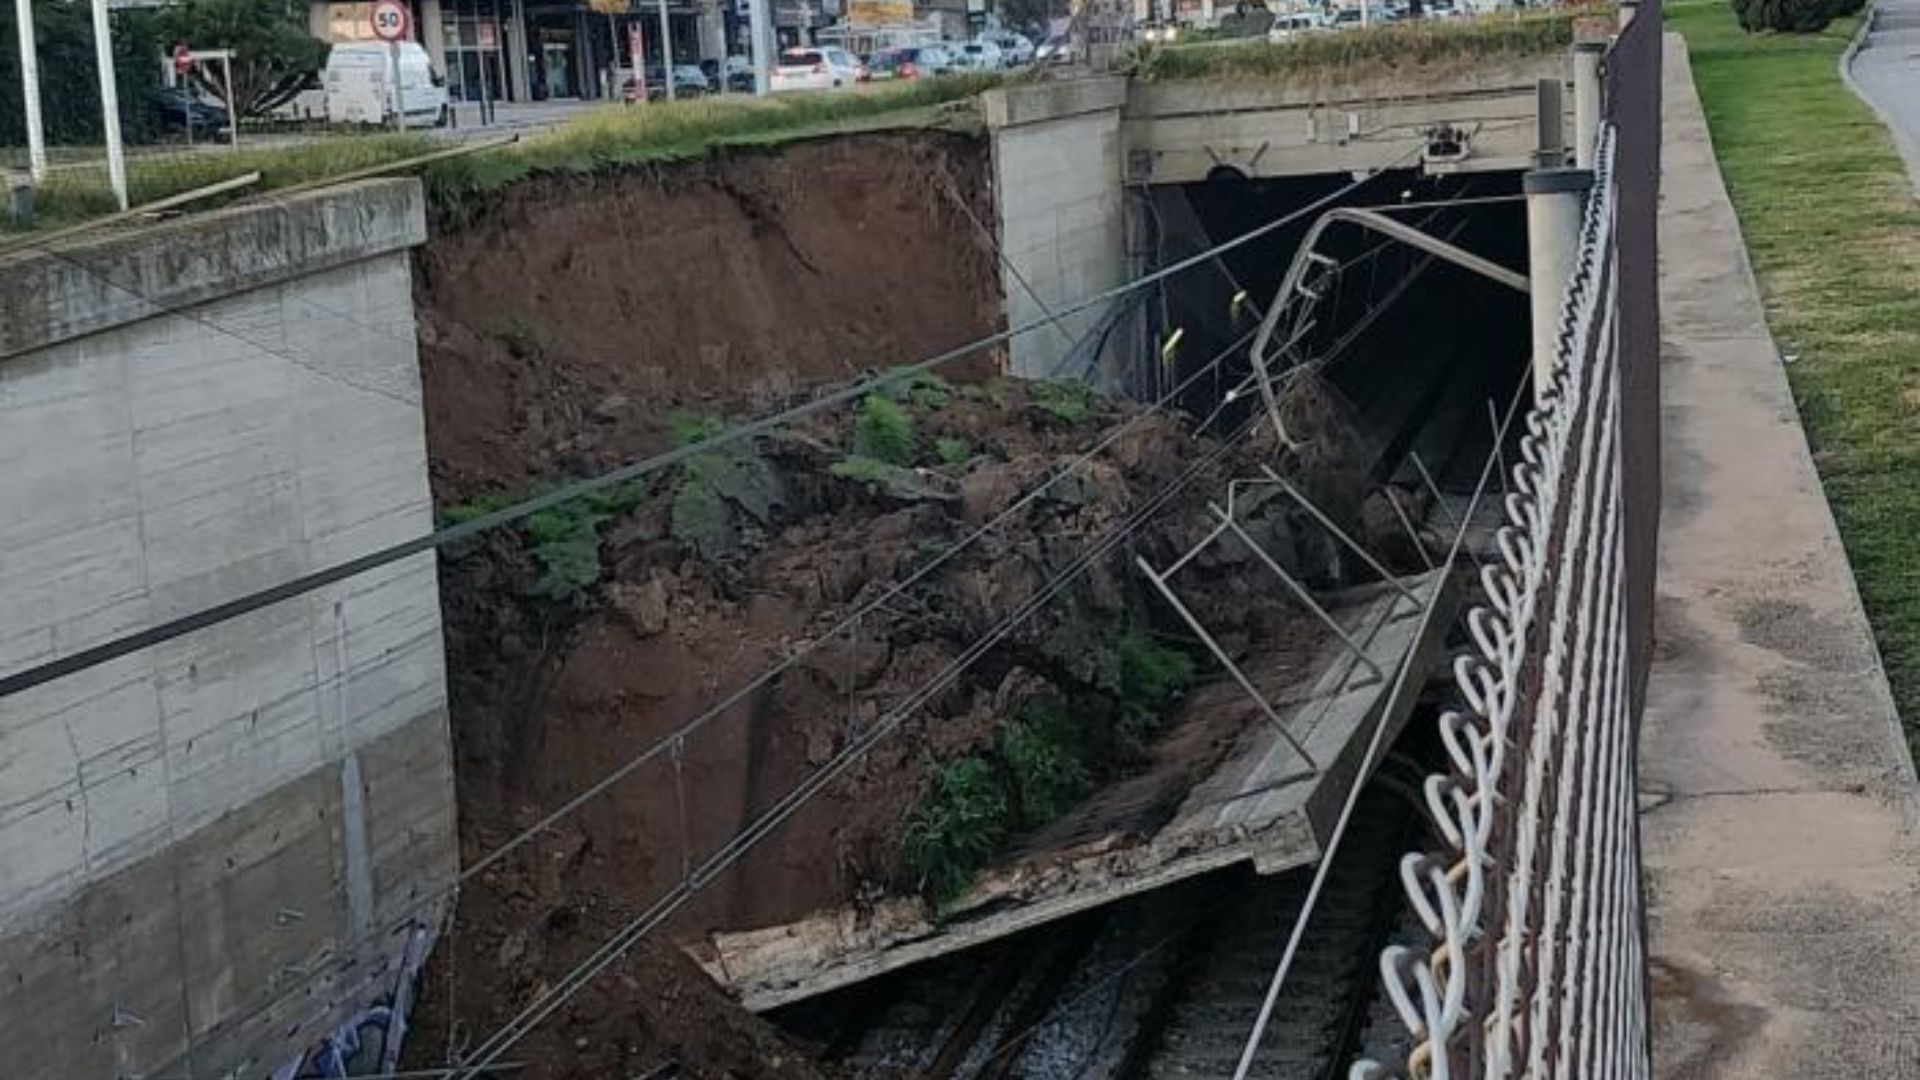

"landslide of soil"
[404,133,1401,1080]
[415,130,1002,503]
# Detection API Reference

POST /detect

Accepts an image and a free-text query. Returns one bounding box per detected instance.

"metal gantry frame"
[1135,470,1430,788]
[1247,206,1532,451]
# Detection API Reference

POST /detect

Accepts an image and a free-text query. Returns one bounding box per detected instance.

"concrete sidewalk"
[1641,33,1920,1078]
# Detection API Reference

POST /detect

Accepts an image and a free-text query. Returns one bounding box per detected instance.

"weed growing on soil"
[1027,379,1100,426]
[900,630,1198,907]
[525,483,650,602]
[999,697,1094,828]
[853,395,919,465]
[439,490,519,526]
[440,480,649,601]
[901,757,1011,906]
[935,436,974,468]
[829,456,908,484]
[669,410,726,446]
[1117,628,1195,720]
[883,370,956,410]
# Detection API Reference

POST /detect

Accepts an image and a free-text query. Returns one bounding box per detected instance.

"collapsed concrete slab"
[690,568,1457,1011]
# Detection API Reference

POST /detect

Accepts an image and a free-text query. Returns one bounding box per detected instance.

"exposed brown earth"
[404,135,1414,1080]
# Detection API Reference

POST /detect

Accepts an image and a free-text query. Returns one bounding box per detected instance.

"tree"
[1730,0,1839,32]
[995,0,1058,37]
[160,0,326,118]
[0,2,161,145]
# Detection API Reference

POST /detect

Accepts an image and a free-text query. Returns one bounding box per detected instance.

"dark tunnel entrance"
[1140,167,1533,499]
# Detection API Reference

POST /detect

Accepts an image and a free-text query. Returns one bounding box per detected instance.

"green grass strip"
[1670,0,1920,741]
[8,73,1001,233]
[1127,7,1599,82]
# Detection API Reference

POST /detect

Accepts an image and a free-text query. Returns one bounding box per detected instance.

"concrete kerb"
[1841,4,1920,193]
[0,178,427,360]
[982,76,1129,131]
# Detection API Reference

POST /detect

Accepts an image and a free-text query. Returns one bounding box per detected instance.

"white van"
[324,41,448,128]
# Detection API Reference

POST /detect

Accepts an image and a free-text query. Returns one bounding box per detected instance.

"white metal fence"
[1356,125,1651,1080]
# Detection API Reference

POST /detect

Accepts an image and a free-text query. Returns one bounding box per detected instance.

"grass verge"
[1670,0,1920,739]
[1127,7,1602,82]
[6,73,1001,233]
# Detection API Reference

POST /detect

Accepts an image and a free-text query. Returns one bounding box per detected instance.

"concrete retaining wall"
[985,77,1133,381]
[0,181,454,1080]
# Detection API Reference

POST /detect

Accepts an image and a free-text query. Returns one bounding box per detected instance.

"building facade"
[310,0,728,102]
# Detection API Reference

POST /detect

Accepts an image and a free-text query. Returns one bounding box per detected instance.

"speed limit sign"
[369,0,411,42]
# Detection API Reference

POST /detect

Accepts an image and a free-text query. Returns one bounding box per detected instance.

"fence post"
[87,0,128,212]
[1524,167,1594,400]
[12,0,47,183]
[1535,76,1565,168]
[1573,41,1605,170]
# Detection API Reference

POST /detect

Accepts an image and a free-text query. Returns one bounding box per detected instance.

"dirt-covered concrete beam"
[0,179,425,360]
[983,76,1129,131]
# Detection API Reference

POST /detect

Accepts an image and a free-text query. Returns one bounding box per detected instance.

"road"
[1848,0,1920,182]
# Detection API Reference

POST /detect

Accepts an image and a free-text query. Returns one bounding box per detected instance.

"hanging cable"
[0,143,1425,703]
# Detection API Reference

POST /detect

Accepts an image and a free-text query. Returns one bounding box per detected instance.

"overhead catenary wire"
[943,404,1510,1076]
[1227,372,1530,1080]
[53,142,1455,1074]
[0,141,1423,702]
[137,306,1274,1066]
[447,412,1268,1080]
[454,217,1513,1074]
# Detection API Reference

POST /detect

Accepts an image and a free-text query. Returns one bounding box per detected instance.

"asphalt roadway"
[1848,0,1920,184]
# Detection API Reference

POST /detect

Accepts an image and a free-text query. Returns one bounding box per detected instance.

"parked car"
[700,55,756,91]
[1034,34,1073,64]
[149,86,230,138]
[625,64,710,101]
[979,33,1034,65]
[770,46,863,91]
[1266,10,1330,39]
[1137,21,1180,43]
[864,44,955,80]
[950,40,1004,69]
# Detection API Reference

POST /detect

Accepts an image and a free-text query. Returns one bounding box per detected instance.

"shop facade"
[311,0,725,103]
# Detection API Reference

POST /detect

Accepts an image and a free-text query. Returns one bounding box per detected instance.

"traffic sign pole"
[369,0,412,129]
[88,0,127,211]
[12,0,46,181]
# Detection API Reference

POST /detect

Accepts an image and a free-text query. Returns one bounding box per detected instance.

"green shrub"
[1027,379,1099,425]
[934,436,974,468]
[1731,0,1836,32]
[522,481,649,602]
[854,395,918,465]
[1117,628,1194,711]
[438,491,519,526]
[897,629,1197,908]
[884,369,955,410]
[998,698,1092,828]
[830,455,906,484]
[668,410,725,447]
[900,756,1011,906]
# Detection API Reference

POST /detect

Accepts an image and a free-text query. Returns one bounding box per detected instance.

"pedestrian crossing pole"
[87,0,128,211]
[12,0,46,182]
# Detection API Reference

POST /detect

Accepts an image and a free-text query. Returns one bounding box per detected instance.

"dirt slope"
[403,133,1410,1080]
[415,131,1003,503]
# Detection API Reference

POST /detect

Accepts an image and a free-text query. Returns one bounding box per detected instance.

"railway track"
[775,781,1424,1080]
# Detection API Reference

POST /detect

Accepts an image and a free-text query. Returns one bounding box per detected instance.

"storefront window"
[442,5,510,102]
